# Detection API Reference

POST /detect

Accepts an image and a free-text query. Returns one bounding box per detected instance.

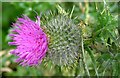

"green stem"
[86,47,99,77]
[70,5,75,19]
[81,36,90,76]
[85,1,89,24]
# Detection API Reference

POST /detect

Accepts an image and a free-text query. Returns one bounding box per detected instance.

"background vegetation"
[1,2,120,76]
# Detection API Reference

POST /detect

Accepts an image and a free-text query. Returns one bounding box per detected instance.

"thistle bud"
[44,15,81,66]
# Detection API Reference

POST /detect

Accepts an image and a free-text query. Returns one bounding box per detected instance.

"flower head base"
[8,15,48,66]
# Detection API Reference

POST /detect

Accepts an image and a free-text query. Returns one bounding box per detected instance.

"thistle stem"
[81,35,90,76]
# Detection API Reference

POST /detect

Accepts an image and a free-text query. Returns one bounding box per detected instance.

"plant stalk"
[81,35,90,76]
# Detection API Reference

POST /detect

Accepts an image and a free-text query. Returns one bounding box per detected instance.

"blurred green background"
[1,2,120,76]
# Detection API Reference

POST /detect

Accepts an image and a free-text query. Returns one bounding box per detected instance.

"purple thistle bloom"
[8,15,48,66]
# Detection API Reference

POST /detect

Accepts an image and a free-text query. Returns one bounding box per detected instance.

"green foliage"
[1,2,119,76]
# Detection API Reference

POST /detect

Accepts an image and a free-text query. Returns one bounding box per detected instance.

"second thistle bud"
[44,15,81,66]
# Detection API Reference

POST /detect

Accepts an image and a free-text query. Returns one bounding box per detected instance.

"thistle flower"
[44,15,81,66]
[8,15,48,66]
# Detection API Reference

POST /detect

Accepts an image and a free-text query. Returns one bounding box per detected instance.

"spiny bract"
[44,15,81,66]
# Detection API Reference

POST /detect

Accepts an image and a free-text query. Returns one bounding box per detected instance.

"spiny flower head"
[8,15,48,66]
[44,15,81,66]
